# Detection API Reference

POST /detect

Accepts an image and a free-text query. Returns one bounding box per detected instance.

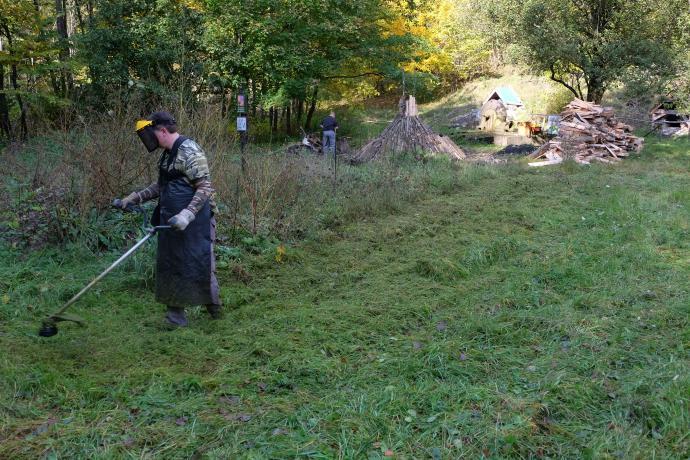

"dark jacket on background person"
[320,116,338,132]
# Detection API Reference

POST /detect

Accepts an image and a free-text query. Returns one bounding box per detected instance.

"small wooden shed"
[484,87,524,110]
[650,99,689,135]
[478,87,524,132]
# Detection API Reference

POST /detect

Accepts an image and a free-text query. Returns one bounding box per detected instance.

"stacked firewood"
[529,99,644,166]
[651,102,690,136]
[672,122,690,138]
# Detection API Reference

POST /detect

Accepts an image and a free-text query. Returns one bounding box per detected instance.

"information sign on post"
[236,87,248,165]
[237,94,246,114]
[236,116,247,132]
[236,87,248,134]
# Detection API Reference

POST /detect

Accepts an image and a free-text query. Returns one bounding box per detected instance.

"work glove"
[168,208,195,231]
[115,192,140,210]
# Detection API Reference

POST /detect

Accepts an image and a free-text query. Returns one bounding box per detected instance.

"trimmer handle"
[150,225,172,233]
[113,198,151,230]
[112,199,141,213]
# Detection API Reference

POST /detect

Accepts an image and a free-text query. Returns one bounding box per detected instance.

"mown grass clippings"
[0,137,689,458]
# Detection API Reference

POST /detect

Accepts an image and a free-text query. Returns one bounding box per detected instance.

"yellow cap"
[135,119,153,132]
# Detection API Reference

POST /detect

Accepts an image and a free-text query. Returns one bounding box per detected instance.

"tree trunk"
[586,76,606,104]
[55,0,73,97]
[0,64,11,138]
[55,0,67,77]
[86,0,94,26]
[251,79,257,117]
[220,84,227,118]
[304,86,318,131]
[285,105,291,134]
[296,98,304,127]
[49,72,60,95]
[66,0,78,41]
[73,0,86,34]
[2,27,27,140]
[10,64,28,140]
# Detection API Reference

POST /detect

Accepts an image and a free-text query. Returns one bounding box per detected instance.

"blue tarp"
[487,87,523,106]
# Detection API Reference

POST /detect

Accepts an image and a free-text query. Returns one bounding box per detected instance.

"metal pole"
[333,137,337,192]
[240,134,246,162]
[238,86,248,174]
[50,226,170,318]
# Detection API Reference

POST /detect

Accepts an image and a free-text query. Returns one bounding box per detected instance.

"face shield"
[135,120,159,152]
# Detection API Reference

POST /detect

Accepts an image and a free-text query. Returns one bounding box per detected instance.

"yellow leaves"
[380,0,462,77]
[180,0,205,12]
[381,17,408,38]
[275,244,286,263]
[2,294,9,305]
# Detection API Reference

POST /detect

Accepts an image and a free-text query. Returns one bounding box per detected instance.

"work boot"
[205,304,223,320]
[165,306,188,327]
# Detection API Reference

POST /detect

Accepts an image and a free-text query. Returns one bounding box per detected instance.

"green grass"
[1,137,690,458]
[420,68,573,128]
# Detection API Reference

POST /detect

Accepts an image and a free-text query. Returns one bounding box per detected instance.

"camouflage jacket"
[134,138,218,215]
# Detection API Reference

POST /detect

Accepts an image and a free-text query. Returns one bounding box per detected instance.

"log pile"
[673,122,690,137]
[529,99,644,166]
[651,99,689,136]
[351,96,465,164]
[285,131,352,156]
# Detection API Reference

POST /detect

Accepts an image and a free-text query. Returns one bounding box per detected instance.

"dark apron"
[153,136,214,307]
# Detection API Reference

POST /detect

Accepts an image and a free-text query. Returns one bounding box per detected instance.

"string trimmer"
[38,200,170,337]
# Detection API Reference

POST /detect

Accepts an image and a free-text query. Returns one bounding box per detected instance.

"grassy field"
[1,135,690,458]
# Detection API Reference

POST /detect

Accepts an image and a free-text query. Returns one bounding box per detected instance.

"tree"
[465,0,522,66]
[1,1,55,139]
[0,0,80,139]
[671,6,690,110]
[519,0,684,103]
[77,0,205,109]
[202,0,415,132]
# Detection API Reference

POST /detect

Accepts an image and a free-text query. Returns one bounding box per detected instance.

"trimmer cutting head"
[37,202,163,339]
[37,314,84,338]
[38,320,58,337]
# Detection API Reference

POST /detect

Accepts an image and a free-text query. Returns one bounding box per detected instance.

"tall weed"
[1,101,473,250]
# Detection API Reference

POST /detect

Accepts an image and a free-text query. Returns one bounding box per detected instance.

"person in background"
[320,111,338,156]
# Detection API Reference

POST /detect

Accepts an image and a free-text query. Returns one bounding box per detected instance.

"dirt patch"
[495,144,536,156]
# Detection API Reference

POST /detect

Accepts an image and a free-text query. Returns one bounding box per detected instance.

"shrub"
[1,101,476,252]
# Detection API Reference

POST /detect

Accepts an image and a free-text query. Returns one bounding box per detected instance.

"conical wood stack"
[351,96,466,164]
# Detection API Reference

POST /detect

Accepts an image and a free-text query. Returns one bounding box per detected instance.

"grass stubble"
[0,137,689,458]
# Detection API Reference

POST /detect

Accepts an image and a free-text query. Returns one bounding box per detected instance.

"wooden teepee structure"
[351,96,466,163]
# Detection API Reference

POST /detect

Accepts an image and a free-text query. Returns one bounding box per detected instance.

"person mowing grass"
[116,111,222,327]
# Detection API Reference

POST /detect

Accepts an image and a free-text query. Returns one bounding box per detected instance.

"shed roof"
[485,87,523,106]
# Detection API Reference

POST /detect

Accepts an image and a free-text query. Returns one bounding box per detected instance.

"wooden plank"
[603,144,618,158]
[528,158,563,167]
